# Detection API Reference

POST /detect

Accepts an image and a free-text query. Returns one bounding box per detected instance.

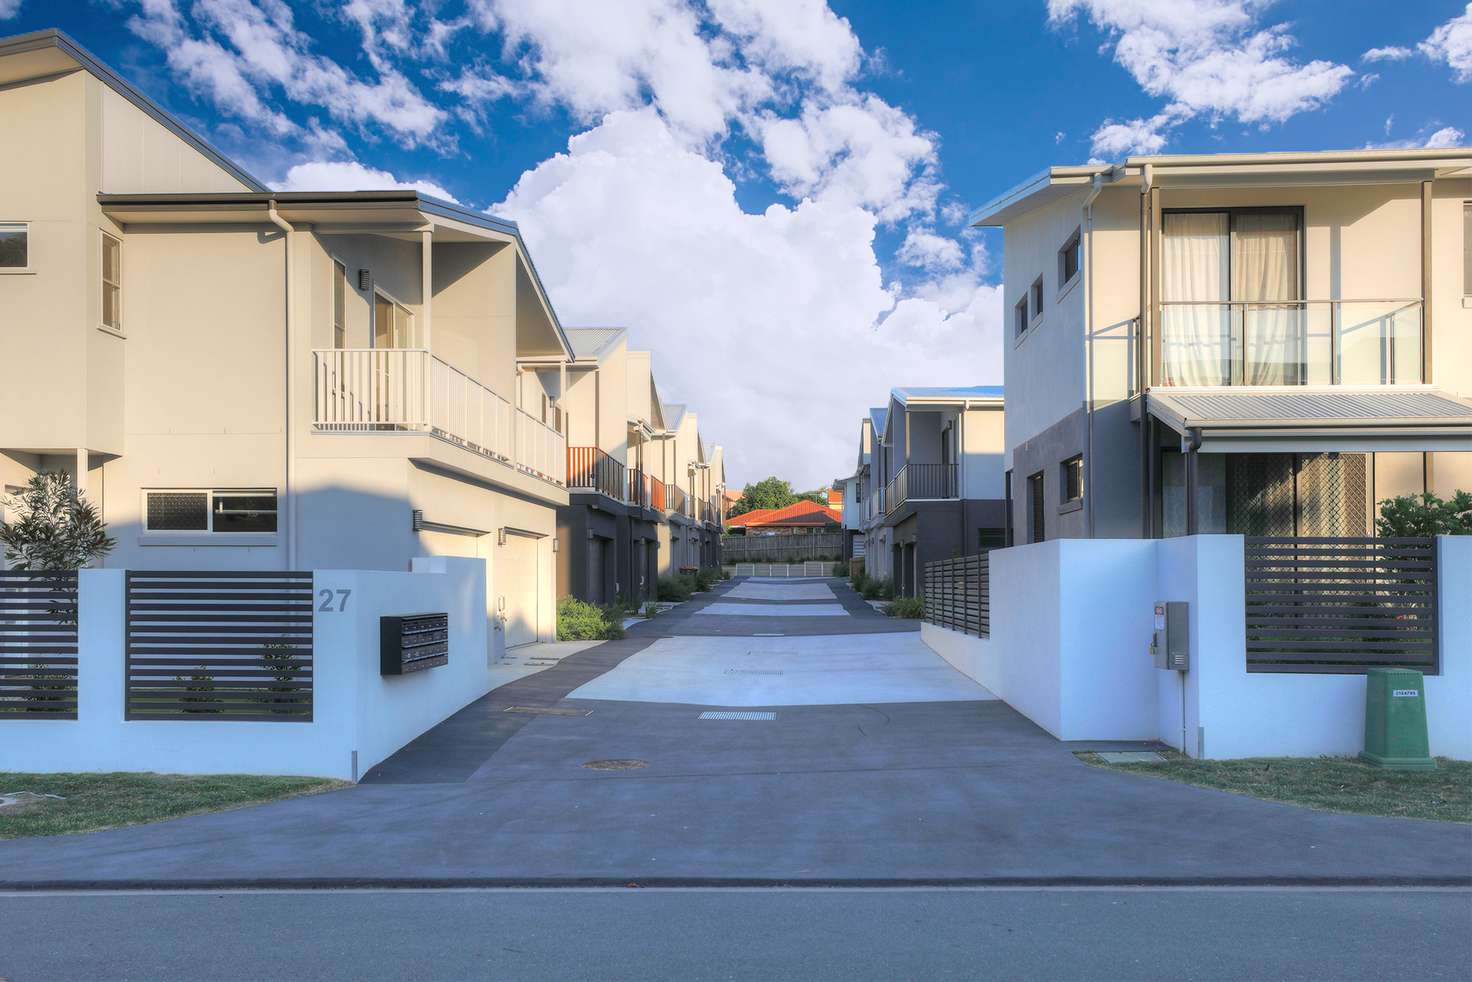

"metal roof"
[892,385,1004,405]
[869,407,888,435]
[565,327,626,361]
[1146,387,1472,454]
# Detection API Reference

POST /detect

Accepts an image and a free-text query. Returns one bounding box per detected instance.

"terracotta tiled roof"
[726,499,842,529]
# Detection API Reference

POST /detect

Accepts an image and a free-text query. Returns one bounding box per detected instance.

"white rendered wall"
[0,559,493,780]
[923,535,1470,759]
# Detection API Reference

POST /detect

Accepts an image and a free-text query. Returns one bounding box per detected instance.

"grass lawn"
[1079,751,1471,824]
[0,772,346,838]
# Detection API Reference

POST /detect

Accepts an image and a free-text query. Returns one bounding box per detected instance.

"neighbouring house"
[833,472,865,561]
[970,148,1472,542]
[858,387,1007,595]
[913,147,1472,762]
[0,29,578,650]
[726,499,842,534]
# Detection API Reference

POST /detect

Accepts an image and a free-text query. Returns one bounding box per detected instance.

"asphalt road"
[0,886,1467,980]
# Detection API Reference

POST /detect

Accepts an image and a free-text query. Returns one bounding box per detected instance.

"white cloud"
[1364,124,1465,150]
[274,160,460,202]
[705,0,862,94]
[1421,3,1472,83]
[1422,126,1467,148]
[472,0,768,142]
[494,110,999,488]
[1049,0,1353,157]
[757,96,939,222]
[0,0,22,21]
[126,0,446,146]
[1088,111,1176,156]
[1362,45,1413,62]
[897,228,965,271]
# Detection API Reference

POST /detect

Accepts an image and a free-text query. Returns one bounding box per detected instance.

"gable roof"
[892,385,1004,405]
[565,327,626,361]
[869,407,888,436]
[726,499,842,529]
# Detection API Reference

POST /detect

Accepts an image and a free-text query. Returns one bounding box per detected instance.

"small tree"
[1376,491,1472,537]
[0,472,116,570]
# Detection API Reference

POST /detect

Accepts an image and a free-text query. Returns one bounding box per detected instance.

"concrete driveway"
[0,576,1467,888]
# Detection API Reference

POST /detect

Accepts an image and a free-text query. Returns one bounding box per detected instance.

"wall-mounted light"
[553,538,560,552]
[498,528,508,546]
[357,269,371,291]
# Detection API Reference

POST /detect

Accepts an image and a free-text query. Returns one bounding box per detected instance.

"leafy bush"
[0,472,115,570]
[885,594,925,618]
[694,568,718,592]
[831,561,847,578]
[860,576,894,600]
[557,596,626,641]
[641,602,659,618]
[851,570,870,594]
[656,575,696,602]
[1377,491,1472,536]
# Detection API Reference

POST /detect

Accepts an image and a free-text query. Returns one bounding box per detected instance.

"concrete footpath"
[0,577,1467,889]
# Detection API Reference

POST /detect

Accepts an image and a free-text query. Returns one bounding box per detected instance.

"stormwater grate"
[503,706,592,717]
[699,711,776,721]
[724,668,783,675]
[583,759,648,771]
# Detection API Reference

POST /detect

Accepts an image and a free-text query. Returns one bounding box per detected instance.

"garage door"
[500,532,540,648]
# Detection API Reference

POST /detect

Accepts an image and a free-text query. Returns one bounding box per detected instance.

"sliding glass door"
[1161,208,1302,386]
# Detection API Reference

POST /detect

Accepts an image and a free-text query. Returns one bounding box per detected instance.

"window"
[1004,469,1013,547]
[373,291,417,348]
[1014,296,1029,337]
[1058,229,1081,289]
[101,232,122,332]
[1027,471,1045,543]
[1061,455,1084,505]
[333,260,347,348]
[1464,202,1471,297]
[0,223,27,269]
[145,490,277,534]
[978,528,1006,552]
[1030,277,1044,319]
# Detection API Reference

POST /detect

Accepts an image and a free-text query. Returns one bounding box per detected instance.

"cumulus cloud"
[126,0,446,146]
[494,110,1000,487]
[1421,3,1472,83]
[1049,0,1353,156]
[706,0,862,94]
[0,0,22,20]
[897,228,965,271]
[274,160,460,202]
[1362,45,1413,63]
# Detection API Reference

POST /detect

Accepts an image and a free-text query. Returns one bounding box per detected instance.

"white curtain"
[1234,212,1300,384]
[1161,212,1230,385]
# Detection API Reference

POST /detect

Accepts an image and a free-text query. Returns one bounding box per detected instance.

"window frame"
[1014,295,1029,338]
[0,221,31,274]
[1058,228,1081,294]
[332,258,348,349]
[372,287,417,349]
[1027,470,1045,544]
[1462,201,1471,299]
[141,488,279,539]
[1059,454,1084,512]
[1030,276,1044,320]
[100,230,123,335]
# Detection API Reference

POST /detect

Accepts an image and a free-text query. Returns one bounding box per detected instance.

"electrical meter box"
[1150,601,1189,671]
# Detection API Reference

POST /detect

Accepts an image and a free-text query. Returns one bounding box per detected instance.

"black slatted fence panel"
[922,554,989,638]
[1244,537,1438,675]
[126,571,314,721]
[0,571,79,718]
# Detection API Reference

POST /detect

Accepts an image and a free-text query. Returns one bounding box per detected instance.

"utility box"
[380,613,450,676]
[1151,601,1189,671]
[1360,668,1435,770]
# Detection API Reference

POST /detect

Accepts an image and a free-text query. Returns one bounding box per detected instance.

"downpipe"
[268,204,296,569]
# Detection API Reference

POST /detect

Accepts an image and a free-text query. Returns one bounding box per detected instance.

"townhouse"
[855,388,1007,594]
[0,29,668,652]
[972,149,1472,543]
[555,329,725,604]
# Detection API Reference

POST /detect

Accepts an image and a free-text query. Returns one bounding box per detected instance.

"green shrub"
[641,602,659,618]
[694,568,718,592]
[656,575,694,602]
[831,561,847,578]
[861,575,893,600]
[556,596,626,641]
[1377,490,1472,536]
[885,594,925,618]
[851,570,870,594]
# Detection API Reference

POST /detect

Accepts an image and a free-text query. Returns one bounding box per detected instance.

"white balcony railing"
[312,348,566,487]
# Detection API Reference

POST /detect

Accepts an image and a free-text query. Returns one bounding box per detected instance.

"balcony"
[1158,299,1423,388]
[312,348,566,487]
[567,446,625,500]
[666,484,688,517]
[885,462,957,515]
[649,475,667,512]
[627,469,653,509]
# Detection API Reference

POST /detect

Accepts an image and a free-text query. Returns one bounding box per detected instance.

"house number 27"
[318,589,352,612]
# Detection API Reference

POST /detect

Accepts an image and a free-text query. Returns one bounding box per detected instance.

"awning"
[1144,386,1472,454]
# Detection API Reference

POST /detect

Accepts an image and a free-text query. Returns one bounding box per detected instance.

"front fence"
[721,531,845,563]
[729,562,834,578]
[0,571,79,718]
[125,570,315,721]
[1244,536,1438,674]
[922,554,989,638]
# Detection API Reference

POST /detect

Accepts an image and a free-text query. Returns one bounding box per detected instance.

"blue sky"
[4,1,1469,487]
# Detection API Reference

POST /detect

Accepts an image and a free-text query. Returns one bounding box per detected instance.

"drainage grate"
[699,711,776,720]
[583,759,648,770]
[503,706,592,717]
[725,668,783,675]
